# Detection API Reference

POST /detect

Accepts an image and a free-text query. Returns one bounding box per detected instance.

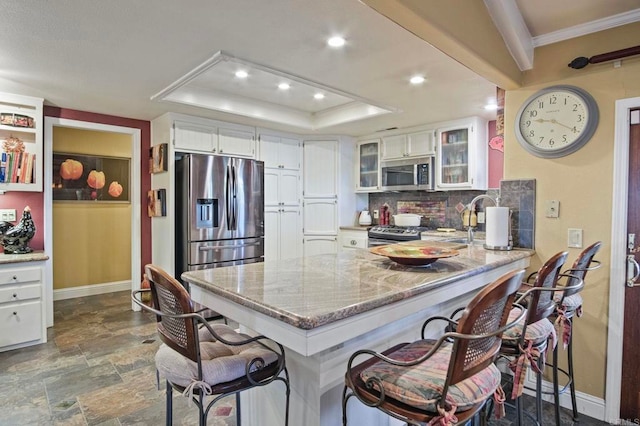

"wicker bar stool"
[342,269,526,425]
[550,241,601,424]
[499,251,570,425]
[132,264,290,426]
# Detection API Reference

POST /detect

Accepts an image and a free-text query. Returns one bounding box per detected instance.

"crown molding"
[533,8,640,47]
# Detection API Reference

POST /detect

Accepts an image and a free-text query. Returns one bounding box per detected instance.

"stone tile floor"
[0,290,608,425]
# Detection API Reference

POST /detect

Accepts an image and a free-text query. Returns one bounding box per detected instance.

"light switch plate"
[477,211,485,224]
[568,228,583,248]
[373,210,379,219]
[545,200,560,218]
[0,209,16,222]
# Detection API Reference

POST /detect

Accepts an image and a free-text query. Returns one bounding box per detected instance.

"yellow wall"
[361,4,640,400]
[52,127,132,288]
[504,24,640,399]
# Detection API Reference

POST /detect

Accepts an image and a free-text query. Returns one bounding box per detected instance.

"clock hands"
[533,118,576,132]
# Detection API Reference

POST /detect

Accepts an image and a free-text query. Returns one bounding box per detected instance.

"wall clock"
[515,85,599,158]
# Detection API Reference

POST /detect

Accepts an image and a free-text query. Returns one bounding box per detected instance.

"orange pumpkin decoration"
[60,159,83,180]
[87,170,105,189]
[108,181,123,198]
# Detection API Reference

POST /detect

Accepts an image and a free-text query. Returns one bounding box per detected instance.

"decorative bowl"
[370,243,459,266]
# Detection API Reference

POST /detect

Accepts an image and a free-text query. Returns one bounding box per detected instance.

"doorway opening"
[43,117,141,327]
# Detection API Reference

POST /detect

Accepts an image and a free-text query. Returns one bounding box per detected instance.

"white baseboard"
[53,280,131,301]
[524,368,605,421]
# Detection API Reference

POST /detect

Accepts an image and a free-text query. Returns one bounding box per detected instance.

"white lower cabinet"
[303,236,338,256]
[0,262,46,351]
[339,229,368,251]
[265,207,302,261]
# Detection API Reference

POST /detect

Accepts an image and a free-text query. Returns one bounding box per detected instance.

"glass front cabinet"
[356,138,380,192]
[436,117,487,190]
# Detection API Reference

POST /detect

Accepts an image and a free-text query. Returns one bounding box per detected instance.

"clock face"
[515,85,599,158]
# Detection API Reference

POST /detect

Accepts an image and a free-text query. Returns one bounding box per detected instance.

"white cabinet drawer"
[341,235,367,249]
[0,283,40,303]
[0,300,43,347]
[0,267,41,286]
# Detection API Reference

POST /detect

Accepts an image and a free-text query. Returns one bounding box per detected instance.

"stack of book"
[0,151,35,183]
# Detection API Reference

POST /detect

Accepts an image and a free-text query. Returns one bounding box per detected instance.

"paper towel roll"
[485,207,510,249]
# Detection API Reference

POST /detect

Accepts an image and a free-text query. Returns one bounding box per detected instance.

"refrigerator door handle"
[232,164,238,230]
[225,164,232,230]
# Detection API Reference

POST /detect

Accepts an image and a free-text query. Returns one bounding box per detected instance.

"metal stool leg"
[553,342,561,425]
[166,380,173,426]
[535,354,543,424]
[567,317,579,420]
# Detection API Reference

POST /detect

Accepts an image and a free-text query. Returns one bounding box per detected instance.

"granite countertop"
[0,251,49,265]
[183,245,532,330]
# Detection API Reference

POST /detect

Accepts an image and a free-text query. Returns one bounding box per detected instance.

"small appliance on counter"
[358,210,372,226]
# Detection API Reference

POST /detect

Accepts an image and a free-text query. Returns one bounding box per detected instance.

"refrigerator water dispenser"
[196,198,218,228]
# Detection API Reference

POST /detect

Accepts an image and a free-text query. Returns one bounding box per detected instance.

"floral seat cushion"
[359,340,500,412]
[156,324,278,388]
[502,308,556,346]
[555,293,583,311]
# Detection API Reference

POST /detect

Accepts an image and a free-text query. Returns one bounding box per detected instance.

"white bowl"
[393,214,422,227]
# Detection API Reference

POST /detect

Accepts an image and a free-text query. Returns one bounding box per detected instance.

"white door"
[279,170,300,206]
[174,121,217,152]
[264,169,280,206]
[279,137,301,170]
[381,134,407,160]
[303,199,338,235]
[303,236,338,257]
[407,130,435,157]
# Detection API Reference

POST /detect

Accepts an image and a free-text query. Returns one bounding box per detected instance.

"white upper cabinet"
[172,116,256,158]
[174,120,217,152]
[435,116,487,190]
[355,139,380,192]
[303,139,338,198]
[0,92,44,192]
[259,134,301,170]
[218,127,255,158]
[381,129,435,161]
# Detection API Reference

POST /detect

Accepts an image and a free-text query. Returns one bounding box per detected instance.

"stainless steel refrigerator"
[175,154,264,281]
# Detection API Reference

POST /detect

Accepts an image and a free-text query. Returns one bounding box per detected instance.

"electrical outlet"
[545,200,560,218]
[568,228,583,248]
[0,209,16,221]
[477,211,485,224]
[373,209,379,219]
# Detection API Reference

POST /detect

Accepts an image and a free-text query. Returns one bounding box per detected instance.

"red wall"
[487,120,504,188]
[1,107,151,281]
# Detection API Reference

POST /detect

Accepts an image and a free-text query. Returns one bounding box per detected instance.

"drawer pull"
[12,293,17,298]
[351,240,357,245]
[13,311,17,315]
[12,275,17,280]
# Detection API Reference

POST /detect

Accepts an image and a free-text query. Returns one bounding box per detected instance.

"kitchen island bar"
[183,246,533,426]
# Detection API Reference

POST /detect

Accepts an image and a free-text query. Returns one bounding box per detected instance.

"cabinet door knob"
[12,275,17,280]
[219,149,223,153]
[212,148,217,153]
[12,293,17,298]
[351,240,357,245]
[12,312,17,316]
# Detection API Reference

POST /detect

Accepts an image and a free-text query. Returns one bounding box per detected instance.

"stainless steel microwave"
[380,157,434,191]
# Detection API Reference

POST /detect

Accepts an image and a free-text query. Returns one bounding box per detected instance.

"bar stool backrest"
[562,241,602,299]
[527,251,568,324]
[447,269,525,385]
[145,264,200,363]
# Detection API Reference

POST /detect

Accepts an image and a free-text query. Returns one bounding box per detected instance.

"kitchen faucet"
[467,194,499,244]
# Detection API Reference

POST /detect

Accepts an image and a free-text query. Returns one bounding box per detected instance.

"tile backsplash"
[367,178,536,249]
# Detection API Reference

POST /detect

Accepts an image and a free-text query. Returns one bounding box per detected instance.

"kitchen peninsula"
[183,245,533,426]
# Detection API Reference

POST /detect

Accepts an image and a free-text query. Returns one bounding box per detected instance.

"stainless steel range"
[367,225,423,247]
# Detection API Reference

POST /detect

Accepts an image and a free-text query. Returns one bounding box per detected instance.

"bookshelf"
[0,92,44,192]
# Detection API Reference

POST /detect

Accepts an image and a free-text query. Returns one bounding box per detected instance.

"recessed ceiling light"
[278,83,291,90]
[327,36,346,48]
[409,75,425,85]
[314,93,325,100]
[235,70,248,79]
[484,103,498,110]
